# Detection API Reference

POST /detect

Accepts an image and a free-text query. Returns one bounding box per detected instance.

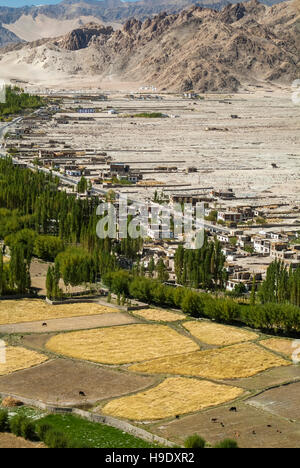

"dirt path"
[0,312,139,334]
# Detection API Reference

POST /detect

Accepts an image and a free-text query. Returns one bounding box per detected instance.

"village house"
[270,241,294,260]
[252,236,271,255]
[222,247,237,261]
[100,163,143,184]
[171,194,213,206]
[210,188,235,200]
[218,211,242,224]
[64,165,82,177]
[226,271,262,292]
[237,234,252,249]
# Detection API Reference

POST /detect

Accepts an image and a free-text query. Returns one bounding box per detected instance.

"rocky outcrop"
[60,24,114,50]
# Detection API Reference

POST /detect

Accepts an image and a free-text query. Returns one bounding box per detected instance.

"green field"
[36,413,160,448]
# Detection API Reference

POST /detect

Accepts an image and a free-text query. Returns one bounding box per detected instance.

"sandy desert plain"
[0,296,299,448]
[16,81,300,215]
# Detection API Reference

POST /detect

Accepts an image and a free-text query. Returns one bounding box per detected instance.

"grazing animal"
[252,431,256,435]
[211,418,218,423]
[235,432,240,438]
[267,425,272,428]
[175,415,179,419]
[220,422,225,428]
[229,407,237,412]
[42,323,47,327]
[79,391,86,397]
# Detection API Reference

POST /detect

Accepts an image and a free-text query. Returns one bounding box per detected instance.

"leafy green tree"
[250,276,256,306]
[156,258,169,282]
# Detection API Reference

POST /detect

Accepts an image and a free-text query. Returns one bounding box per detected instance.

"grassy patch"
[36,413,159,448]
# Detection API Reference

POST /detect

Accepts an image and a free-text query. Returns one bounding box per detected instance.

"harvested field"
[0,299,119,325]
[0,433,45,449]
[130,343,290,380]
[0,312,139,334]
[0,346,48,376]
[46,324,199,364]
[260,338,294,358]
[183,321,258,346]
[102,377,244,421]
[19,334,54,351]
[153,401,300,448]
[132,309,186,322]
[247,381,300,421]
[227,364,300,391]
[0,359,158,405]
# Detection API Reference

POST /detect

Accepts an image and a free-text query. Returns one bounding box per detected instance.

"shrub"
[20,419,38,441]
[44,430,69,448]
[10,414,27,437]
[35,422,53,441]
[214,439,239,449]
[0,410,9,432]
[184,434,206,448]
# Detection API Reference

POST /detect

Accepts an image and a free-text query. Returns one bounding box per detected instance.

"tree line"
[174,236,226,289]
[259,260,300,307]
[0,158,140,297]
[103,270,300,336]
[0,86,43,118]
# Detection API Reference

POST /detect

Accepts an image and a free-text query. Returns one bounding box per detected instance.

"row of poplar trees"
[259,260,300,307]
[174,234,227,290]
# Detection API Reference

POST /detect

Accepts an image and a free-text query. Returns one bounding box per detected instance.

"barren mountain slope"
[0,0,298,92]
[3,14,121,42]
[0,0,287,45]
[0,25,23,48]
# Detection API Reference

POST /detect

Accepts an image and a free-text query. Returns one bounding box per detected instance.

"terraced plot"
[130,343,290,380]
[0,312,138,334]
[102,377,244,421]
[0,299,119,325]
[261,338,294,358]
[0,346,48,376]
[183,321,258,346]
[46,324,199,364]
[0,358,157,405]
[132,309,186,322]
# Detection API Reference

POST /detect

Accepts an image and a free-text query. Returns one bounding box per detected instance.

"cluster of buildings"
[100,163,143,185]
[4,96,300,295]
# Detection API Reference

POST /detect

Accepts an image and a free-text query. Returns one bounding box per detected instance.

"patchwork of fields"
[0,299,299,448]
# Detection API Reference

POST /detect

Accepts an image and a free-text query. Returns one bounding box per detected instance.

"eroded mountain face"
[0,0,298,92]
[0,0,288,46]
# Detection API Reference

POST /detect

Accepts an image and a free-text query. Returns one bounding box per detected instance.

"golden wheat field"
[0,346,48,376]
[0,299,119,325]
[46,324,199,364]
[130,343,290,380]
[183,321,258,346]
[102,377,244,420]
[261,338,294,358]
[133,309,186,322]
